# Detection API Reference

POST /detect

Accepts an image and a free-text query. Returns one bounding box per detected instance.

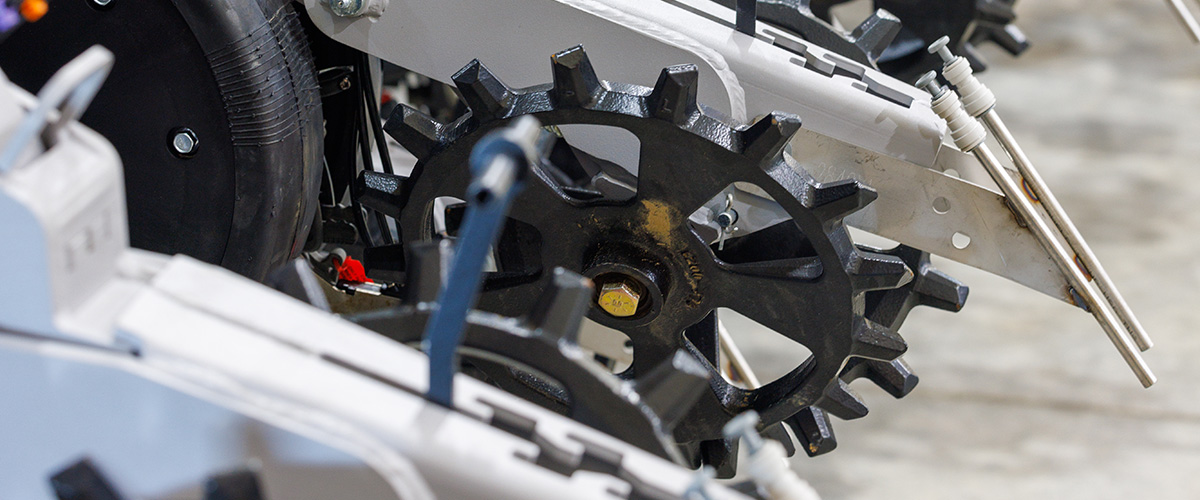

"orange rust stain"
[638,199,680,248]
[639,199,705,306]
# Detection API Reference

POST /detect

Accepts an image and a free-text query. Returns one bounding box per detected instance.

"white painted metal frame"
[0,54,751,499]
[303,0,1077,302]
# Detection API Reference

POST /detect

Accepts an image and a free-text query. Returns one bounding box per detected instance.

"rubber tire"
[0,0,323,280]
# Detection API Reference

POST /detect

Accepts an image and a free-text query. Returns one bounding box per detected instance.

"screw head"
[92,0,112,6]
[328,0,364,17]
[597,280,641,318]
[170,128,198,158]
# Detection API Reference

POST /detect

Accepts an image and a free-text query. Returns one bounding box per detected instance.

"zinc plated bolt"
[170,128,198,158]
[597,280,641,318]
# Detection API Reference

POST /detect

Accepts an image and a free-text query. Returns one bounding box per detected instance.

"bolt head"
[170,128,198,157]
[597,281,641,318]
[328,0,364,17]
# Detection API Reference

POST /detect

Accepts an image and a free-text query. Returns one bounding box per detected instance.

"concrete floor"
[784,1,1200,498]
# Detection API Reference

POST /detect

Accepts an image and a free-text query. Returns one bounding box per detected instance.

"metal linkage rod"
[916,73,1155,387]
[981,113,1153,351]
[717,319,760,388]
[928,37,1154,353]
[423,116,542,406]
[1166,0,1200,43]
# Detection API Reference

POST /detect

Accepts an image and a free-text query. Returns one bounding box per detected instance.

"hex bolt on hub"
[169,128,198,158]
[598,279,641,318]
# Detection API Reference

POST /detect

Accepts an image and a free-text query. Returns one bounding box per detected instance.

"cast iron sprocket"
[361,45,921,471]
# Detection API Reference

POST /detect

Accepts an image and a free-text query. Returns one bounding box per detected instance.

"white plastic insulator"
[743,441,822,500]
[942,57,995,118]
[930,90,985,152]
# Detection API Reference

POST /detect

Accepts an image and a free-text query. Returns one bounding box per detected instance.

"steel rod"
[718,319,761,388]
[1166,0,1200,43]
[982,111,1153,352]
[972,145,1155,387]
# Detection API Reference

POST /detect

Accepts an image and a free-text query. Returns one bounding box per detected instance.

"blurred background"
[761,0,1200,498]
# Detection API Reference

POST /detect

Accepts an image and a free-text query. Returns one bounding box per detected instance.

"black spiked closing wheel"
[353,244,709,465]
[715,0,903,69]
[723,0,1028,83]
[359,45,966,473]
[810,0,1029,82]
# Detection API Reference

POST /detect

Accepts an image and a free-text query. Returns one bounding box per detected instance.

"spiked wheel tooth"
[892,245,968,312]
[762,422,797,457]
[785,406,838,457]
[551,45,601,107]
[990,24,1031,56]
[916,266,969,312]
[842,358,919,399]
[973,0,1028,56]
[847,249,913,292]
[526,268,592,344]
[699,438,739,479]
[633,350,709,430]
[741,112,802,162]
[403,241,451,304]
[648,64,700,124]
[849,316,907,361]
[863,244,969,329]
[355,170,407,217]
[819,379,869,421]
[850,9,901,64]
[452,59,512,121]
[961,43,989,73]
[871,358,920,398]
[384,104,444,161]
[808,179,877,222]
